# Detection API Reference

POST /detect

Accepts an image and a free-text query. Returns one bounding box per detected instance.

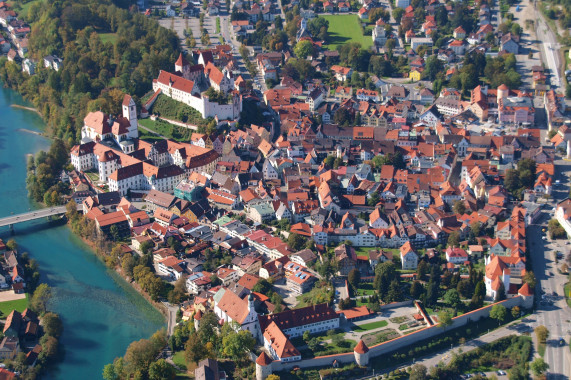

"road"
[163,302,180,336]
[0,206,68,228]
[527,157,571,379]
[531,0,563,90]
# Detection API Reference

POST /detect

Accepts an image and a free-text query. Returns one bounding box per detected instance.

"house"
[0,337,18,360]
[290,248,317,267]
[334,244,357,276]
[400,241,418,270]
[195,358,227,380]
[22,59,35,75]
[43,55,63,71]
[358,7,369,19]
[453,26,466,39]
[410,38,433,52]
[500,33,519,54]
[409,68,423,82]
[556,198,571,238]
[445,246,468,264]
[331,65,353,81]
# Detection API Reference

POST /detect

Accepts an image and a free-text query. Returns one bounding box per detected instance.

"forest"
[0,0,181,147]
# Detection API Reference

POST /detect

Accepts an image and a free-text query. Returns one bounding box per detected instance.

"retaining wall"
[271,296,524,373]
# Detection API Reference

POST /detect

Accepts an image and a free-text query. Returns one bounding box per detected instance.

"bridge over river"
[0,206,68,228]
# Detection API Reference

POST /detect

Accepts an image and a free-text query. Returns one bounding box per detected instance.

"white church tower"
[122,94,138,139]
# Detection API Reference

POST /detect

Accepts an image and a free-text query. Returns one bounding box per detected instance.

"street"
[527,157,571,379]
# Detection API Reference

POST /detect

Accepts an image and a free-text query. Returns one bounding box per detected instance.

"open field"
[99,33,118,45]
[353,319,388,332]
[321,15,372,50]
[0,293,28,317]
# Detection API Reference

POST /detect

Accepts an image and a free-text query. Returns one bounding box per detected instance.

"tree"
[470,281,485,309]
[267,375,281,380]
[124,338,159,375]
[410,281,424,299]
[102,364,118,380]
[417,260,429,281]
[287,233,307,251]
[148,359,176,380]
[392,7,405,23]
[534,325,549,343]
[348,268,361,291]
[530,357,549,376]
[511,306,520,319]
[6,239,17,251]
[447,231,460,247]
[438,310,453,328]
[253,279,273,295]
[294,40,314,59]
[374,261,397,299]
[42,312,63,337]
[387,279,403,302]
[409,364,428,380]
[452,200,466,215]
[523,271,536,288]
[368,191,380,207]
[30,283,52,314]
[489,304,507,325]
[222,330,255,360]
[494,281,506,302]
[444,289,462,309]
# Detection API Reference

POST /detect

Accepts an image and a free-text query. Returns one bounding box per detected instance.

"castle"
[151,53,242,121]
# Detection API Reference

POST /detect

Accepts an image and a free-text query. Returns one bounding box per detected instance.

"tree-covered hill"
[0,0,180,145]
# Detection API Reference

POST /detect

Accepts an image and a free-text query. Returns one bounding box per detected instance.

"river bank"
[0,86,165,379]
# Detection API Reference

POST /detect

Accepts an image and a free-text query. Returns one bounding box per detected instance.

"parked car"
[497,370,507,375]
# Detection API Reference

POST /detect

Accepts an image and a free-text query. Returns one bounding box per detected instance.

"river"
[0,87,165,379]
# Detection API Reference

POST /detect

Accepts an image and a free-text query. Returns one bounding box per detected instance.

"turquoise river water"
[0,87,165,379]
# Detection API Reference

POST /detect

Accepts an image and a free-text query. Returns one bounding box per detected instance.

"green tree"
[392,7,405,23]
[294,40,314,59]
[534,325,549,343]
[470,281,485,309]
[409,364,428,380]
[417,260,429,281]
[6,239,17,251]
[287,233,307,251]
[530,357,549,376]
[148,359,176,380]
[523,271,536,288]
[222,330,255,360]
[185,333,207,364]
[444,289,462,309]
[410,281,424,299]
[387,279,403,302]
[348,268,361,291]
[253,278,273,295]
[510,305,520,319]
[42,312,63,337]
[452,200,466,215]
[438,310,453,328]
[30,283,52,314]
[494,281,506,302]
[489,304,507,325]
[102,364,118,380]
[368,191,380,207]
[447,231,460,247]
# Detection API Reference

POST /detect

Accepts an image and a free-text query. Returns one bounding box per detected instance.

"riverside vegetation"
[0,240,63,380]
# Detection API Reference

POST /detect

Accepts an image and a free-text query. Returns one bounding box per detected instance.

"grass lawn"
[353,319,388,332]
[321,15,372,50]
[389,316,409,324]
[172,351,187,370]
[355,283,375,297]
[99,33,118,45]
[138,118,193,142]
[10,0,42,19]
[296,283,333,308]
[0,294,29,317]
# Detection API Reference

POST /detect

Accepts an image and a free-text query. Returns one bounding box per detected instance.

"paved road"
[163,302,180,336]
[531,0,563,90]
[527,157,571,379]
[0,206,67,227]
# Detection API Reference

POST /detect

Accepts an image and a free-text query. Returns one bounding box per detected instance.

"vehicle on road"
[497,370,507,375]
[559,337,565,346]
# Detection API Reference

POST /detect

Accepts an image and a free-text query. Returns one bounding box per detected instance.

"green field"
[353,319,388,332]
[0,294,29,317]
[321,15,372,50]
[99,33,118,45]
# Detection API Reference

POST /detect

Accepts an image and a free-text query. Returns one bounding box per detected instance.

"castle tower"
[255,351,273,380]
[354,339,370,366]
[497,83,508,103]
[175,53,190,79]
[122,95,138,139]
